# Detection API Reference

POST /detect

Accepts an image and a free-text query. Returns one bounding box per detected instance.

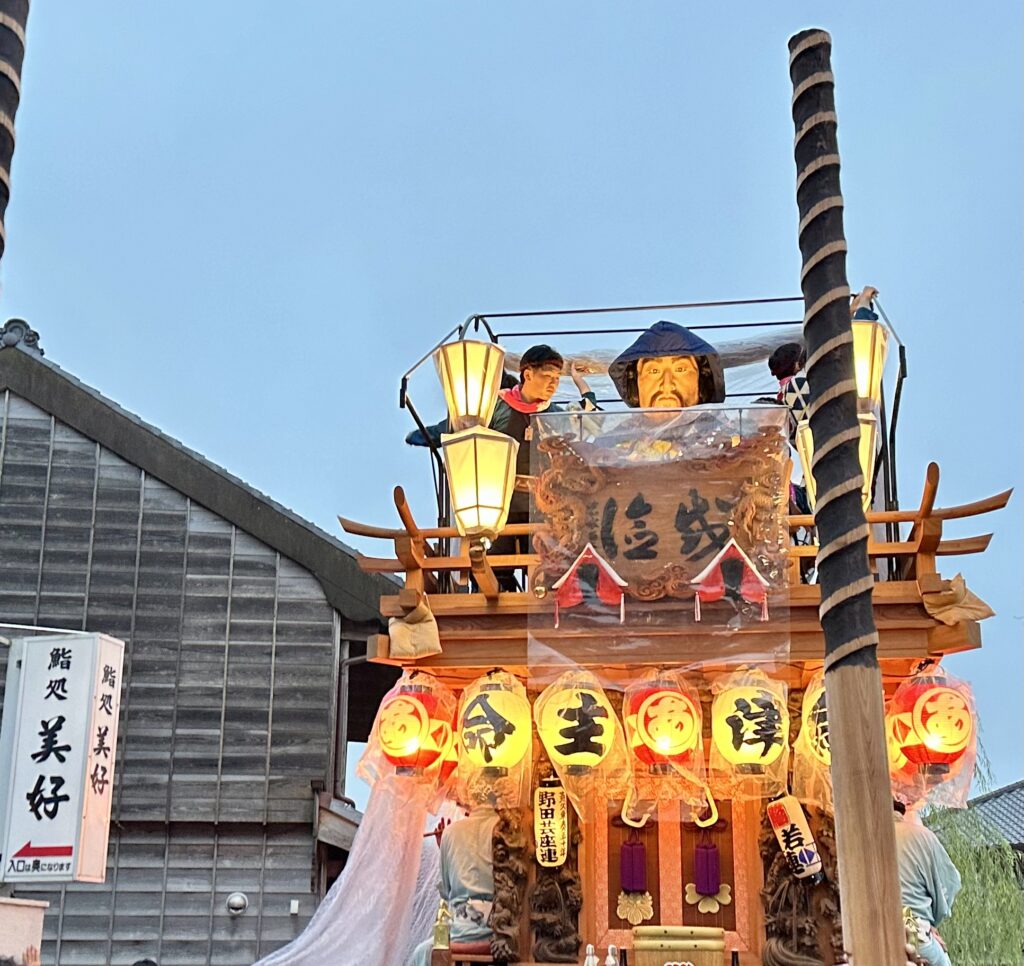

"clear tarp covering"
[527,405,791,676]
[525,406,791,823]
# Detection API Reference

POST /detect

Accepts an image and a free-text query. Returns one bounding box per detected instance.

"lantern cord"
[693,785,720,829]
[620,787,654,829]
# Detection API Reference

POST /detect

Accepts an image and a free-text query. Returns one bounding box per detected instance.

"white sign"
[0,633,124,883]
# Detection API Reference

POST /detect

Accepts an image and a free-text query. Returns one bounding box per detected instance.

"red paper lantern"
[623,681,701,772]
[888,674,973,773]
[378,683,454,772]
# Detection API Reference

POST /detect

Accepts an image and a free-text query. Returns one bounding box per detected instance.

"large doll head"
[609,321,725,408]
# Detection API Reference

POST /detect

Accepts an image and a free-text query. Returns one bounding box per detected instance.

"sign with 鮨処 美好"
[0,633,124,884]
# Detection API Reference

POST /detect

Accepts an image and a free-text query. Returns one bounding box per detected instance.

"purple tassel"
[620,837,647,893]
[694,841,720,896]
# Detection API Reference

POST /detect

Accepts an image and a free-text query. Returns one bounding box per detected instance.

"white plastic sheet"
[252,776,438,966]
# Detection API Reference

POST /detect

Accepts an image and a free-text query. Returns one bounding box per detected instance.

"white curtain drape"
[253,777,439,966]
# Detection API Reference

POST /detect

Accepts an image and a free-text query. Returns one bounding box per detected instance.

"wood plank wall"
[0,392,343,964]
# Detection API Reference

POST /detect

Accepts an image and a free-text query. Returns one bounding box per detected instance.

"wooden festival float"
[339,291,1008,966]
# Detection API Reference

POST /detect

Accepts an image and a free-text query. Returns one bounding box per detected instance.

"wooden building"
[0,320,398,965]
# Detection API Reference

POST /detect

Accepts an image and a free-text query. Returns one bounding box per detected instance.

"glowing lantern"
[797,412,878,511]
[378,680,455,773]
[851,309,889,406]
[888,671,974,775]
[459,677,532,773]
[801,677,830,767]
[441,426,518,540]
[534,777,568,868]
[536,677,617,773]
[623,677,701,772]
[434,338,506,431]
[711,672,789,770]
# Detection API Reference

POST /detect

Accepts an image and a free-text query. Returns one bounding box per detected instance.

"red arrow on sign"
[13,842,73,858]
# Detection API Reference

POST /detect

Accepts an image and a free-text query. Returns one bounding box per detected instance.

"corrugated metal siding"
[0,392,341,963]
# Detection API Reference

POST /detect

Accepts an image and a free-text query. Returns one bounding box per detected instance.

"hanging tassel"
[761,597,769,622]
[693,593,701,622]
[619,595,625,624]
[554,600,559,629]
[694,840,721,897]
[619,830,647,893]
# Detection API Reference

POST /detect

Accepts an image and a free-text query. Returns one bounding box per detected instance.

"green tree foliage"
[925,751,1024,966]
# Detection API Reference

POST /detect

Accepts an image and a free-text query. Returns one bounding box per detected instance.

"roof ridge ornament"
[0,317,43,356]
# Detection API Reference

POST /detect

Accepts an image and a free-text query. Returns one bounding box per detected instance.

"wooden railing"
[340,462,1011,601]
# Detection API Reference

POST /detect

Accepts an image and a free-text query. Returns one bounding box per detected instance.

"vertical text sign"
[0,633,124,883]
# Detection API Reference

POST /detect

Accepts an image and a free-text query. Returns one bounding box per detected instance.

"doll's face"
[637,355,700,408]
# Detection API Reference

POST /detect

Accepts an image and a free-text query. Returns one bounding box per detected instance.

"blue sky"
[1,3,1019,801]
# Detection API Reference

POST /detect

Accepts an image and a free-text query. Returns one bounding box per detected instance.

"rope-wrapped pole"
[788,29,905,964]
[0,0,29,262]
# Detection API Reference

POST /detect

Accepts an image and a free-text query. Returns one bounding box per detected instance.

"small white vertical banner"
[0,633,124,883]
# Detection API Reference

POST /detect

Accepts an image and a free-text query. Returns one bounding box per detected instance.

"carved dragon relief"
[491,807,529,962]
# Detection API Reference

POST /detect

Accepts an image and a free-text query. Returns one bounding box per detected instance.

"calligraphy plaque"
[530,408,790,603]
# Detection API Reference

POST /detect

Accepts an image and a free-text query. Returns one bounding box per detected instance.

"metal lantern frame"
[398,294,908,557]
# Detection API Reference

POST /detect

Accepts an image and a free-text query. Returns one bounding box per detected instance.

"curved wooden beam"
[934,488,1013,520]
[936,534,993,555]
[918,462,940,519]
[337,515,406,539]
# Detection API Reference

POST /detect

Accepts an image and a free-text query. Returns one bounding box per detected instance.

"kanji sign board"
[0,633,124,883]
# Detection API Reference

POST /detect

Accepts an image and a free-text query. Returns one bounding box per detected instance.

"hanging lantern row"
[361,665,976,811]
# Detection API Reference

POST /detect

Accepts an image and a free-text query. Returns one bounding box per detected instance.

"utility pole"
[0,0,29,262]
[787,28,906,964]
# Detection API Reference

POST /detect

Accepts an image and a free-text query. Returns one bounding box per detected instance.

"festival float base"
[342,460,1007,965]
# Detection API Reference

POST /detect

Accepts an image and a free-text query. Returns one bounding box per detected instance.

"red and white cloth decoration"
[690,537,770,622]
[551,543,628,628]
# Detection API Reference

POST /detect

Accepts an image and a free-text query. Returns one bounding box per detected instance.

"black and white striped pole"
[788,28,906,964]
[0,0,29,263]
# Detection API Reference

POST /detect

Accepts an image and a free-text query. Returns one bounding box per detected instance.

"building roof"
[0,322,395,624]
[970,779,1024,846]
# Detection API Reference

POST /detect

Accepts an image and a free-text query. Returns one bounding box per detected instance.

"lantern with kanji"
[623,672,702,774]
[377,676,456,773]
[888,667,974,777]
[710,668,789,800]
[536,674,617,773]
[792,672,833,810]
[534,668,631,816]
[459,673,532,773]
[801,676,830,767]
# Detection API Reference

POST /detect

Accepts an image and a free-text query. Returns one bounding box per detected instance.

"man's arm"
[570,362,599,411]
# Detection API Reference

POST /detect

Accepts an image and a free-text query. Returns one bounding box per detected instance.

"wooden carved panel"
[532,416,790,601]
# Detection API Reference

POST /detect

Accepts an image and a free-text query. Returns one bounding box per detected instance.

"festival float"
[325,31,1007,966]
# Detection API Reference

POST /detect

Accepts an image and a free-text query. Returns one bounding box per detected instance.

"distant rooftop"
[971,779,1024,846]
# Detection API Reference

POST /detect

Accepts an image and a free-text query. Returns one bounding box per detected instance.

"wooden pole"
[787,29,906,964]
[0,0,29,262]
